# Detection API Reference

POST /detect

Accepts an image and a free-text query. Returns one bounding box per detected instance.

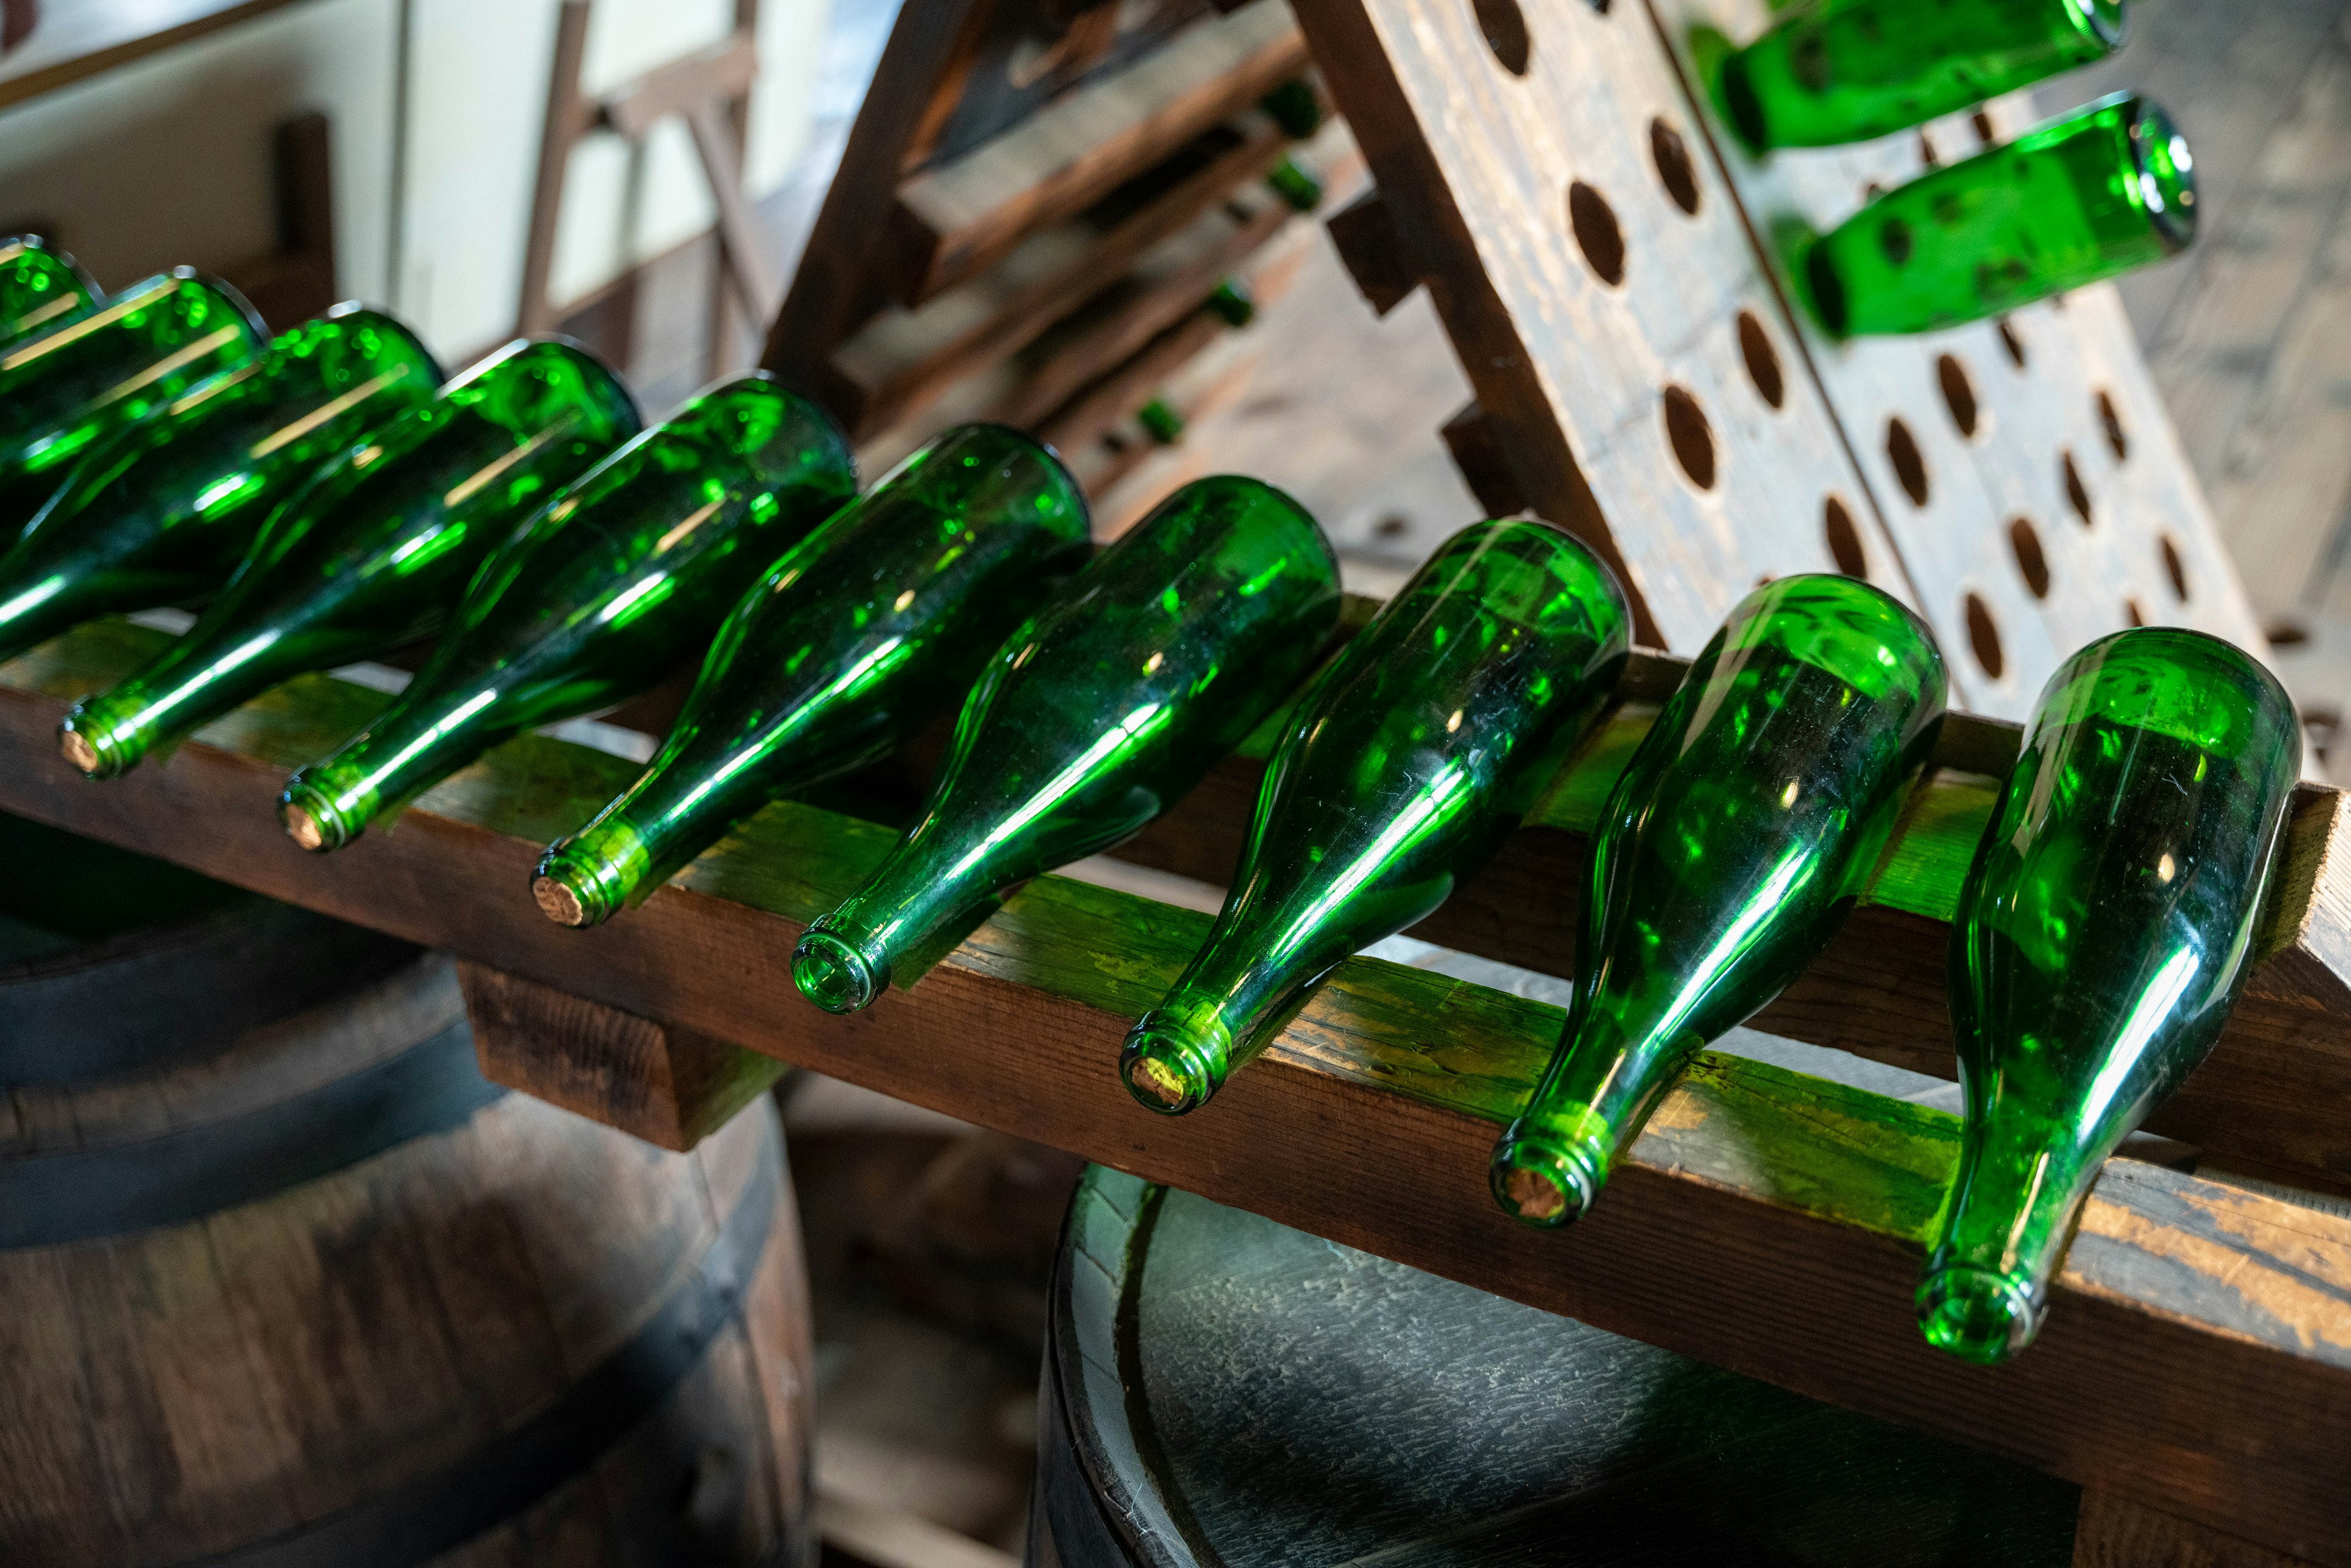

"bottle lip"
[1488,1133,1600,1227]
[278,780,352,853]
[1119,1013,1231,1116]
[1916,1262,2043,1364]
[793,925,883,1014]
[57,702,140,780]
[2070,0,2127,51]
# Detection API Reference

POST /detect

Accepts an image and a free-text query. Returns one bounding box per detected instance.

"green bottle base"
[792,923,884,1014]
[1119,1011,1231,1116]
[1915,1263,2041,1365]
[1487,1131,1601,1228]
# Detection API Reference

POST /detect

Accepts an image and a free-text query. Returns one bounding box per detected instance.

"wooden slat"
[457,963,785,1153]
[1439,399,1529,517]
[2073,1490,2323,1568]
[0,0,306,110]
[996,176,1293,430]
[825,108,1295,438]
[883,0,1310,306]
[1,619,2348,1563]
[1323,184,1420,316]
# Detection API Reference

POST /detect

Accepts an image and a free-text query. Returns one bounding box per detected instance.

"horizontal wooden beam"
[1,619,2346,1563]
[827,108,1296,438]
[883,0,1310,304]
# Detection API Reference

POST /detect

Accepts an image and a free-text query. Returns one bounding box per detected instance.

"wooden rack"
[764,0,1336,490]
[2,612,2346,1564]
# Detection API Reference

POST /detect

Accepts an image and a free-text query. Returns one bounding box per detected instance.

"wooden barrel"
[0,816,815,1568]
[1034,1166,2082,1567]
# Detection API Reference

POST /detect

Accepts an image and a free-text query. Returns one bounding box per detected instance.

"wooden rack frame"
[2,617,2347,1563]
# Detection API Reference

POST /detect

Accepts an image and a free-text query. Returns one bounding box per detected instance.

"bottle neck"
[531,728,782,927]
[793,830,1002,1013]
[281,692,516,852]
[59,626,296,778]
[1916,1089,2104,1364]
[1119,937,1307,1115]
[1489,1007,1689,1226]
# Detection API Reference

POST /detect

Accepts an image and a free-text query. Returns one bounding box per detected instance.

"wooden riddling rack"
[762,0,1351,501]
[1304,0,2273,721]
[3,3,2342,1567]
[3,600,2349,1565]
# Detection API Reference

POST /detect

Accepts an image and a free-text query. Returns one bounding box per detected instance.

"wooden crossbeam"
[825,108,1297,438]
[1,618,2347,1564]
[881,0,1311,304]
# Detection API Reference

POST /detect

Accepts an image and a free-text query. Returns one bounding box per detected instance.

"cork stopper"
[58,729,98,774]
[283,803,327,852]
[534,875,587,928]
[1501,1166,1567,1223]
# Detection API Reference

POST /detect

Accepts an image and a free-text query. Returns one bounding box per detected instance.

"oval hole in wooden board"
[1662,386,1716,489]
[2096,388,2129,460]
[1473,0,1531,75]
[2009,517,2050,599]
[2162,535,2189,602]
[1568,180,1625,285]
[1997,318,2027,367]
[1937,354,1979,438]
[2063,450,2093,525]
[1824,497,1867,577]
[1965,591,2004,678]
[1738,310,1784,409]
[1886,416,1929,506]
[1650,118,1700,214]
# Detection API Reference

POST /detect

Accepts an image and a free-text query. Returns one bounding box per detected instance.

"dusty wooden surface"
[885,0,1310,304]
[2,620,2348,1561]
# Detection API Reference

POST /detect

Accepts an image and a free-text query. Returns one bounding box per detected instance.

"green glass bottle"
[0,304,442,664]
[1490,576,1947,1226]
[533,424,1090,929]
[0,234,101,347]
[56,338,637,779]
[1802,92,2193,336]
[1710,0,2125,154]
[1920,629,2297,1364]
[0,269,267,539]
[793,475,1341,1013]
[1121,519,1630,1116]
[277,375,857,852]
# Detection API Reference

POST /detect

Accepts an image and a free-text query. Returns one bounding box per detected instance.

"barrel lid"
[1048,1168,2077,1566]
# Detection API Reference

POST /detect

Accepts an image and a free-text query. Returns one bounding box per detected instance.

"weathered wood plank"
[826,107,1297,438]
[2074,1488,2325,1568]
[884,0,1311,306]
[1324,184,1419,315]
[457,964,785,1153]
[1,621,2347,1562]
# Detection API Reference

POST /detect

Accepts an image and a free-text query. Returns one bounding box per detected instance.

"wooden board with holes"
[1651,0,2271,718]
[1283,0,1918,661]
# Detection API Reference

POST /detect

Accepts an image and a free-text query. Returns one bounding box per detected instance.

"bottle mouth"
[2128,97,2197,253]
[2072,0,2126,50]
[531,848,615,929]
[1119,1018,1228,1116]
[56,703,140,779]
[1916,1264,2042,1364]
[793,925,882,1014]
[278,781,351,853]
[1488,1133,1600,1228]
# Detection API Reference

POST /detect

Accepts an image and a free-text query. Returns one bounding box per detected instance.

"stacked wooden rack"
[763,0,1347,496]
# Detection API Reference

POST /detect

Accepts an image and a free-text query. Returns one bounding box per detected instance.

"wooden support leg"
[2074,1490,2325,1568]
[457,962,786,1152]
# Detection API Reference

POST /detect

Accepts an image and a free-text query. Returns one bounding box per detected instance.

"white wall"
[398,0,830,361]
[0,0,402,303]
[0,0,830,364]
